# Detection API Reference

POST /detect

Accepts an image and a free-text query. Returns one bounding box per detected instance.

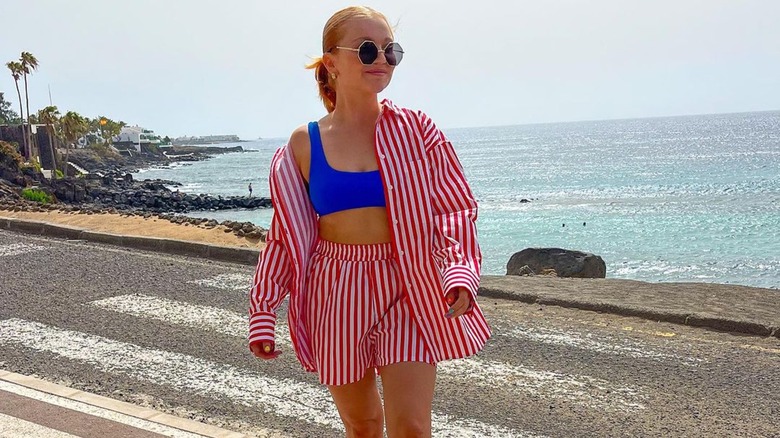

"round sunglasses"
[331,41,404,66]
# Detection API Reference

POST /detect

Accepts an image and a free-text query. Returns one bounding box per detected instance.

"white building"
[113,126,162,153]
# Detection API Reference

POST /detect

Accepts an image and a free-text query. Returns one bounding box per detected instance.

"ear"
[322,52,337,76]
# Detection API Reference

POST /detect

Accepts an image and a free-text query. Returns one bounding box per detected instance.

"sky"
[1,0,779,140]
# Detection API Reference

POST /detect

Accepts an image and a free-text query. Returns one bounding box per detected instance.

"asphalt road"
[1,229,778,437]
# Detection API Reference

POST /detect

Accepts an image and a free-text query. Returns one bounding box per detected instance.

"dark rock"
[245,230,264,240]
[507,248,606,278]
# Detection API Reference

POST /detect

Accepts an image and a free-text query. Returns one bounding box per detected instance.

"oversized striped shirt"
[249,99,491,369]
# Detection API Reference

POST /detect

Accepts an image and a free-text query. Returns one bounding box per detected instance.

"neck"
[330,90,382,127]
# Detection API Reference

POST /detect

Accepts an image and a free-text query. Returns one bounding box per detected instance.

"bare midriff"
[318,207,392,244]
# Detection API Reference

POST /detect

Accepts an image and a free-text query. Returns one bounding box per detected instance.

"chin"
[366,78,392,94]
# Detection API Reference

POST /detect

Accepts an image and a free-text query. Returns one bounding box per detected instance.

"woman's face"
[327,16,396,96]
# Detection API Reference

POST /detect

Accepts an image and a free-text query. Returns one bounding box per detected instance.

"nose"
[373,50,387,64]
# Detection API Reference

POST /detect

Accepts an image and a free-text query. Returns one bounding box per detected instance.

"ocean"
[136,110,780,289]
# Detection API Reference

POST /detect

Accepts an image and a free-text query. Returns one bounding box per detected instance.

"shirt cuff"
[441,264,480,301]
[248,311,277,347]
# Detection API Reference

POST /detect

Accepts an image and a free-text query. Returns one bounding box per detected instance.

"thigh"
[327,369,384,435]
[378,362,436,437]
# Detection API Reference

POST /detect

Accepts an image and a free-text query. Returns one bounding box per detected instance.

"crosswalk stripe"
[507,325,703,366]
[89,294,646,412]
[0,318,532,437]
[187,273,251,291]
[90,294,257,340]
[0,243,47,257]
[438,359,644,412]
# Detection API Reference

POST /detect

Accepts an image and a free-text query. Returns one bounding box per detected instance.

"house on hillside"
[113,126,162,155]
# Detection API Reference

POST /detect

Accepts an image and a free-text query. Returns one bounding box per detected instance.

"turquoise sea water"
[137,110,780,289]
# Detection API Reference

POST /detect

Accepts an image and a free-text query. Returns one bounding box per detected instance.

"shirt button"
[399,251,405,256]
[388,185,394,190]
[379,154,386,159]
[393,220,399,224]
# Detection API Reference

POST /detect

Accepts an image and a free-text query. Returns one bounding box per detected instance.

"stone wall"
[0,124,58,169]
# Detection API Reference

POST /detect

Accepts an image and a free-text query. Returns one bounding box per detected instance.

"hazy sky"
[2,1,779,140]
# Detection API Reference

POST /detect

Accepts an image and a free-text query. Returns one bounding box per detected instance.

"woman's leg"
[327,368,385,438]
[378,362,436,438]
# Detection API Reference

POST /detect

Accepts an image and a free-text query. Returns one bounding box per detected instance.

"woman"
[249,6,490,437]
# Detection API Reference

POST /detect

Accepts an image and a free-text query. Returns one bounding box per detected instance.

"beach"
[0,208,264,249]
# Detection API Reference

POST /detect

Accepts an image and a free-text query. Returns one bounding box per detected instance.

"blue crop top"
[307,122,386,216]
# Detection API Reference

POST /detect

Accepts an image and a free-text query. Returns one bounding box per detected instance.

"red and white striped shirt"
[249,99,491,369]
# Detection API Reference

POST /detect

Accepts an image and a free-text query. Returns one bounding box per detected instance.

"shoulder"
[398,107,445,149]
[287,124,311,169]
[384,100,440,139]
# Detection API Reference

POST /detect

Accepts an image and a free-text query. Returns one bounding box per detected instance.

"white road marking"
[89,294,647,412]
[0,318,533,437]
[0,412,80,438]
[0,380,203,438]
[90,294,256,340]
[438,359,644,412]
[0,243,47,257]
[508,325,702,366]
[187,273,251,291]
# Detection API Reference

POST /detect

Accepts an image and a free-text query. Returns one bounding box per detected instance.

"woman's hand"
[250,341,282,360]
[444,287,473,319]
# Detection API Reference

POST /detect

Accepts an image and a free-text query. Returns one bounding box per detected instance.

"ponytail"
[306,58,337,113]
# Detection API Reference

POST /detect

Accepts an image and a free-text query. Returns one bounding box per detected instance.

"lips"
[366,70,388,75]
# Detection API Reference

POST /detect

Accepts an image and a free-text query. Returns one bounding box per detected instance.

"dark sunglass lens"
[358,41,379,64]
[385,42,404,66]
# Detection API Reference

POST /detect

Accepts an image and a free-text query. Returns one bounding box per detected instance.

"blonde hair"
[306,6,393,112]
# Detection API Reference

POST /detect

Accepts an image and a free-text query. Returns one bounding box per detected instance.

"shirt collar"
[380,98,403,116]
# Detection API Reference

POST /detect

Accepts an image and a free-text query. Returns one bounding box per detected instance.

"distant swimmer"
[583,222,586,226]
[248,183,253,197]
[562,223,566,227]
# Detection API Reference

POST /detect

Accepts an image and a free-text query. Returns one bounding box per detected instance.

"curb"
[478,281,779,339]
[0,369,250,438]
[2,216,777,339]
[0,217,260,265]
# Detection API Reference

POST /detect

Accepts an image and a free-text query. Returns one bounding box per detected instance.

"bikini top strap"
[308,121,325,169]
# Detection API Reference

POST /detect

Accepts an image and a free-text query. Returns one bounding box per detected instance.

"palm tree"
[20,52,39,159]
[37,105,61,176]
[0,91,21,124]
[98,117,123,146]
[6,61,28,160]
[59,111,88,177]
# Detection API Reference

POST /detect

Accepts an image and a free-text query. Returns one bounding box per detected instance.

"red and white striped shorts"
[303,238,436,386]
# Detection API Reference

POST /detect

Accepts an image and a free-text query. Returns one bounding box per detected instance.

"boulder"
[507,248,606,278]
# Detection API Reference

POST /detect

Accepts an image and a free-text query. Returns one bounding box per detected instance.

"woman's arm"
[421,112,483,303]
[248,210,293,346]
[248,149,294,349]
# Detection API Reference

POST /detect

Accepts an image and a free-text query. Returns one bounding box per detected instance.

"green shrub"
[21,188,52,204]
[55,169,64,179]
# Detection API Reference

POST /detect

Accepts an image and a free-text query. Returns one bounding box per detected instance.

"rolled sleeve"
[422,112,483,302]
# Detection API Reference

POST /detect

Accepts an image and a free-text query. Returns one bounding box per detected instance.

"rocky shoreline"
[0,142,270,240]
